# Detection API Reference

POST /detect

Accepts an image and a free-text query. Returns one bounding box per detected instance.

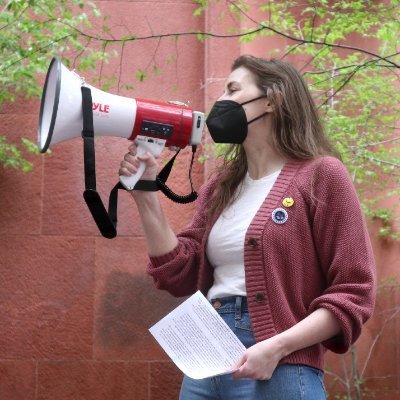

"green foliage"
[0,0,108,101]
[204,0,400,238]
[193,0,214,16]
[0,0,106,171]
[0,136,39,172]
[136,69,150,82]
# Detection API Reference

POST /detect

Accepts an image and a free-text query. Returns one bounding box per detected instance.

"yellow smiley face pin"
[282,197,295,208]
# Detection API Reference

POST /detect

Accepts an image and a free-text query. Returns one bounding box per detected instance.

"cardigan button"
[212,300,222,309]
[255,293,265,303]
[247,237,258,247]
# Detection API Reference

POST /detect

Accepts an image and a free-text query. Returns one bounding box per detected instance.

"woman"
[119,55,376,400]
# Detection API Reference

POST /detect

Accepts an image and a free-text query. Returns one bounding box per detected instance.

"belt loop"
[235,296,242,320]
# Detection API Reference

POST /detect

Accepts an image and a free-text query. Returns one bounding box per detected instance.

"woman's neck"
[243,115,286,179]
[244,143,286,180]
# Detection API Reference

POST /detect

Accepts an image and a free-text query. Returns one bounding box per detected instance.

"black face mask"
[206,95,268,144]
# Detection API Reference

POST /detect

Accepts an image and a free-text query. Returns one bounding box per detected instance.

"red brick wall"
[0,2,205,399]
[0,1,399,399]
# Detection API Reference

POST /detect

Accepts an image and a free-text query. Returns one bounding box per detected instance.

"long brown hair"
[206,55,338,219]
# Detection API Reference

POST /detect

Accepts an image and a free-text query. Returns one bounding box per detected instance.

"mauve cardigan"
[147,156,377,371]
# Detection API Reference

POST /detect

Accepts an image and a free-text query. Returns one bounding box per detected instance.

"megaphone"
[38,57,205,190]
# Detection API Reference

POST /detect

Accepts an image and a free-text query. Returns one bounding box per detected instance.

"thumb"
[137,152,158,168]
[135,151,158,181]
[231,353,248,379]
[232,353,247,371]
[237,353,247,365]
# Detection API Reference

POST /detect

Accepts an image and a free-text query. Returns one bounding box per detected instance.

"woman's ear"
[263,87,276,112]
[264,100,274,113]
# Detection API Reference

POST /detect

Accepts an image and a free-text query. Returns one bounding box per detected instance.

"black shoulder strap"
[81,86,121,238]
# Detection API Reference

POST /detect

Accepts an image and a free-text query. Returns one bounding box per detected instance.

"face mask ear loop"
[240,94,268,106]
[247,111,269,125]
[240,94,269,125]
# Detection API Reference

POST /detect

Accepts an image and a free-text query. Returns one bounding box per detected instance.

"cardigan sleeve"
[307,157,377,353]
[146,178,216,297]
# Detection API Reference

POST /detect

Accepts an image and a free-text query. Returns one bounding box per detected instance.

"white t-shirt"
[206,170,281,300]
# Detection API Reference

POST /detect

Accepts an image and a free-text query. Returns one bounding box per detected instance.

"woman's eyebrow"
[226,81,240,90]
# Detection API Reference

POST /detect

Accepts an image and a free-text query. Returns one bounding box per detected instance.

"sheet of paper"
[149,290,246,379]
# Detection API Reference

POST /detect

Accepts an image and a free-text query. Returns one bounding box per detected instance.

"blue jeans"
[179,296,326,400]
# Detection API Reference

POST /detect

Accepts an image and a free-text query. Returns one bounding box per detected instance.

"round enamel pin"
[272,208,288,224]
[282,197,295,208]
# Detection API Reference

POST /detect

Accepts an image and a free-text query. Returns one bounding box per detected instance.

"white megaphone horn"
[38,57,205,190]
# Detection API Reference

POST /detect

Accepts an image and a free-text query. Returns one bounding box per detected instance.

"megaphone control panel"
[141,121,174,137]
[131,99,196,149]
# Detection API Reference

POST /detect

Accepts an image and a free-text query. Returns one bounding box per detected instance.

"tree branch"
[0,34,73,72]
[53,17,400,69]
[360,306,400,379]
[226,0,400,69]
[349,136,400,149]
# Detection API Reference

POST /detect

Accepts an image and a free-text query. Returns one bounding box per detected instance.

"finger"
[232,365,247,380]
[231,355,247,380]
[233,367,271,381]
[120,160,137,174]
[128,143,137,154]
[124,152,137,165]
[119,166,133,177]
[137,152,157,166]
[232,354,246,370]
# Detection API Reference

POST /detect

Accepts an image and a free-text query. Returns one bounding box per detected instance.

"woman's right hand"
[118,143,178,256]
[119,142,159,187]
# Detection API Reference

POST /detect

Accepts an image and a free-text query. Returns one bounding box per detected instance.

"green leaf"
[136,69,149,82]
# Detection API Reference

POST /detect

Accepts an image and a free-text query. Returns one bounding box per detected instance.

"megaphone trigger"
[119,136,166,191]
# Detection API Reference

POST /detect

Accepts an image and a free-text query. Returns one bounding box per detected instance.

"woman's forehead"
[226,66,257,87]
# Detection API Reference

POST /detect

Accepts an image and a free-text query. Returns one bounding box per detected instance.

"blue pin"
[272,208,288,224]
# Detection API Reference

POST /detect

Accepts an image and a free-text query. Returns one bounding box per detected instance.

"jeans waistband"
[210,296,248,319]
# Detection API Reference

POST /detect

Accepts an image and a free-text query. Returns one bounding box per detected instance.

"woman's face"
[218,66,268,125]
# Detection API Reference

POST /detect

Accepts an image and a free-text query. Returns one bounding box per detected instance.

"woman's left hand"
[232,336,286,380]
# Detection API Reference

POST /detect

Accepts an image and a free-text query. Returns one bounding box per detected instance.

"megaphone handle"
[119,145,147,191]
[119,136,166,191]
